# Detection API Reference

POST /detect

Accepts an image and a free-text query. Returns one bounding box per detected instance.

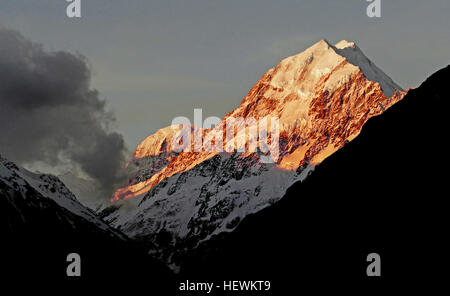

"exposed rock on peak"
[102,40,406,270]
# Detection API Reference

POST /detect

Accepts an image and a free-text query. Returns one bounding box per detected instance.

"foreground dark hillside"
[0,162,174,291]
[181,66,450,292]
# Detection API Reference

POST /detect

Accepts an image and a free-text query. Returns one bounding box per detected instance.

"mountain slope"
[0,155,120,234]
[113,39,405,201]
[102,39,406,270]
[181,65,450,290]
[0,154,173,285]
[58,172,105,210]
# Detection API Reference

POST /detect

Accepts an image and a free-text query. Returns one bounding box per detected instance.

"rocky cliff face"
[101,39,406,270]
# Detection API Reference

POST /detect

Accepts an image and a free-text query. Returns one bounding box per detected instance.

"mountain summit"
[112,39,404,201]
[102,40,406,269]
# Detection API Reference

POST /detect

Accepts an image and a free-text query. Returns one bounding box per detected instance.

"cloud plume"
[0,27,128,202]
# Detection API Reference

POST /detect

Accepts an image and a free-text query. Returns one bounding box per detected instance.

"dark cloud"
[0,27,128,201]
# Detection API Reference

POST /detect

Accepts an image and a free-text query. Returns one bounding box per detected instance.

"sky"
[1,0,449,153]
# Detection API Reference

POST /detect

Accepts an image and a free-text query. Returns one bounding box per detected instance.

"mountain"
[0,154,119,236]
[101,39,405,270]
[113,39,404,200]
[181,65,450,291]
[0,154,173,287]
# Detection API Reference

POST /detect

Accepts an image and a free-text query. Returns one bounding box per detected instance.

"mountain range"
[1,39,448,291]
[0,154,173,288]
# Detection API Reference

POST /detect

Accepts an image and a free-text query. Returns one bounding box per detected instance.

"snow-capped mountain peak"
[335,39,356,49]
[101,39,406,270]
[334,40,403,97]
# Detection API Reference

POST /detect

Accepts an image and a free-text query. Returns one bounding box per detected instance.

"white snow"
[101,39,404,270]
[104,152,315,270]
[334,40,403,97]
[0,156,118,234]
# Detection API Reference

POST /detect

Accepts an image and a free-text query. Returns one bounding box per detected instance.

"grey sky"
[1,0,449,150]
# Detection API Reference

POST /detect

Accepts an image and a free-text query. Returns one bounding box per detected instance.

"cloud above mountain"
[0,27,127,201]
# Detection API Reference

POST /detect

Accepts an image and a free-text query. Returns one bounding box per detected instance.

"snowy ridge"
[334,40,403,97]
[0,154,123,237]
[103,152,314,270]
